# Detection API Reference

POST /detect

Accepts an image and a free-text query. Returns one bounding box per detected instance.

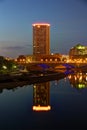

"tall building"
[32,23,50,55]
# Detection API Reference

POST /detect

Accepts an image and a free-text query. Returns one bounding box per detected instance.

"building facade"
[32,23,50,55]
[69,44,87,59]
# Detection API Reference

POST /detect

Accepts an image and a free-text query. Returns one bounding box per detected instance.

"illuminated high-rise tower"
[32,23,50,55]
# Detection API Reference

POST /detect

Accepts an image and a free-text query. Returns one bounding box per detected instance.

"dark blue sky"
[0,0,87,58]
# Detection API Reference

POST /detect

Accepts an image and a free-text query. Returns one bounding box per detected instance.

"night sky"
[0,0,87,58]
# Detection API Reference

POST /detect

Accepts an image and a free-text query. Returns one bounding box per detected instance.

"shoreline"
[0,72,67,88]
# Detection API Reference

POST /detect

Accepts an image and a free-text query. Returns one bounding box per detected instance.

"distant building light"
[78,84,85,89]
[15,59,17,62]
[23,59,25,61]
[41,59,43,61]
[45,59,48,61]
[55,59,57,61]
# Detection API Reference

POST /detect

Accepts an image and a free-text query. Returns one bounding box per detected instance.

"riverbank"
[0,71,67,89]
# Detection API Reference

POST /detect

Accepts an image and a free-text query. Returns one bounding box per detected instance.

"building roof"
[71,44,86,50]
[32,23,50,26]
[74,44,85,49]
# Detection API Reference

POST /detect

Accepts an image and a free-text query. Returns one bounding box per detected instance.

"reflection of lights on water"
[68,73,87,89]
[86,76,87,81]
[79,76,82,81]
[78,84,85,89]
[68,75,71,79]
[64,77,67,82]
[68,74,87,81]
[33,105,51,111]
[74,76,77,81]
[54,80,58,85]
[77,74,80,78]
[33,85,36,88]
[71,84,73,88]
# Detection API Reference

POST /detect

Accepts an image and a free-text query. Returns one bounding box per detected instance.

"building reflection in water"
[32,82,51,111]
[68,72,87,89]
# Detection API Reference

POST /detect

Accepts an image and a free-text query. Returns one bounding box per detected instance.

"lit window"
[23,59,25,61]
[55,59,57,61]
[37,25,40,28]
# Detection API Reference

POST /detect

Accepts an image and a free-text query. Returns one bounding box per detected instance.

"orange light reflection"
[33,105,51,111]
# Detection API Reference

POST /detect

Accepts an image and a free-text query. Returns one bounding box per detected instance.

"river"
[0,72,87,129]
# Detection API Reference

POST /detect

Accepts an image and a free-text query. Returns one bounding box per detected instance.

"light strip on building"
[32,23,50,26]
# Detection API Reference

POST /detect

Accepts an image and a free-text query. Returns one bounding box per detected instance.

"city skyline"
[0,0,87,58]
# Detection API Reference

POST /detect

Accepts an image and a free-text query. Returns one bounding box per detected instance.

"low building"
[36,53,62,62]
[69,44,87,59]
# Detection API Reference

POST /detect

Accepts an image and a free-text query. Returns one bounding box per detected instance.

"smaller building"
[16,53,62,64]
[34,53,62,62]
[69,44,87,59]
[16,55,33,64]
[16,55,26,64]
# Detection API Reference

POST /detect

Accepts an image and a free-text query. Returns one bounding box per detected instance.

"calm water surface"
[0,72,87,130]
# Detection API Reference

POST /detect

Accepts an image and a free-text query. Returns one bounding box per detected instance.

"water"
[0,72,87,129]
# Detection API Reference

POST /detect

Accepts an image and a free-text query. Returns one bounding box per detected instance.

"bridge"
[25,61,87,72]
